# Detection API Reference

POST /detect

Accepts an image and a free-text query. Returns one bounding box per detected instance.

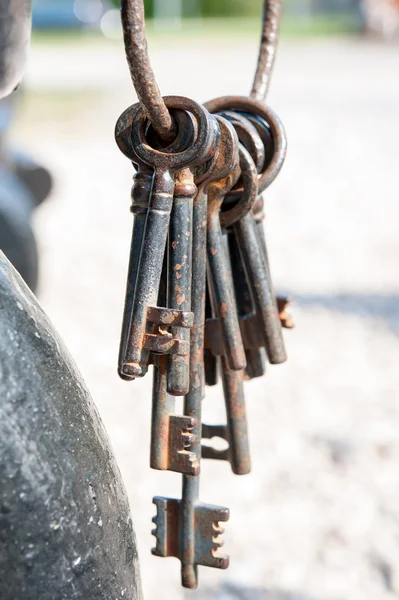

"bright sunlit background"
[4,1,399,598]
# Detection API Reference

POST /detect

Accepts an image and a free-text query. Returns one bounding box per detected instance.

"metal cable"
[251,0,282,102]
[121,0,177,141]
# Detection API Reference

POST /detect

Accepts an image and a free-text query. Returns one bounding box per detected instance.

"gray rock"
[0,0,31,99]
[0,252,143,600]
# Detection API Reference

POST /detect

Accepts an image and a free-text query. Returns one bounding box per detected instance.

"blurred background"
[2,0,399,598]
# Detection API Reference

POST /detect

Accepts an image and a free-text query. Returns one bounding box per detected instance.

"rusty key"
[151,116,240,589]
[206,121,246,373]
[122,97,217,379]
[115,103,196,381]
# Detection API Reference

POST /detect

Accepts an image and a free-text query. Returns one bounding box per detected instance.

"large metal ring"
[204,95,287,193]
[115,103,197,162]
[131,96,217,171]
[219,145,258,229]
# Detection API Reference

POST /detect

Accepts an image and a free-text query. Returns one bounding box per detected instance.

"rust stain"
[174,263,181,271]
[210,247,217,256]
[172,240,178,249]
[219,303,227,318]
[176,294,185,306]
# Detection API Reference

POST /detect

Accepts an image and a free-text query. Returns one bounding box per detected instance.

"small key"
[218,107,287,365]
[152,497,229,572]
[116,103,196,380]
[122,97,217,378]
[206,119,246,372]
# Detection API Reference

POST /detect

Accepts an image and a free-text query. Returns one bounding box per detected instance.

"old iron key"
[152,116,240,589]
[122,97,216,379]
[202,144,257,475]
[149,106,220,475]
[219,110,268,379]
[115,103,196,380]
[206,123,246,373]
[207,97,288,365]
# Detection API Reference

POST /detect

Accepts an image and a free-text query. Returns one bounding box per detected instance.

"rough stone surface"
[0,0,31,99]
[0,253,143,600]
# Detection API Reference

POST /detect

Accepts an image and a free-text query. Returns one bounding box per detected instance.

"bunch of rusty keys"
[115,95,293,589]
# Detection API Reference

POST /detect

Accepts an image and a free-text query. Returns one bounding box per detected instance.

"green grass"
[31,14,360,46]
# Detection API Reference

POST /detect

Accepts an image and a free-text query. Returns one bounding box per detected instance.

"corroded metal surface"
[251,0,282,101]
[116,1,290,590]
[121,0,176,141]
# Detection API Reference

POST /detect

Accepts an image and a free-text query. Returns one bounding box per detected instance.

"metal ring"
[204,96,287,193]
[220,145,258,229]
[131,96,217,171]
[219,110,265,173]
[115,103,197,161]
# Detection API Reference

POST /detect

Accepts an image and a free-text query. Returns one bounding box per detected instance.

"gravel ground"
[11,34,399,599]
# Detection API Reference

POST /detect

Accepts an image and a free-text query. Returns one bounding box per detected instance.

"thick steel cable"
[121,0,177,141]
[251,0,281,102]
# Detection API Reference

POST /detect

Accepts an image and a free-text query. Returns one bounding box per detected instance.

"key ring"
[219,145,258,230]
[115,102,197,162]
[131,96,217,171]
[121,0,281,141]
[204,96,287,194]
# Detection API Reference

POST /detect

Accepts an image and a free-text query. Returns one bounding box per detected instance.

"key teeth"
[152,497,180,559]
[168,416,199,475]
[194,504,230,569]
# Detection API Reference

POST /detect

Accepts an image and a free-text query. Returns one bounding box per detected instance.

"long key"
[150,116,222,472]
[123,97,217,379]
[206,124,246,372]
[151,115,238,589]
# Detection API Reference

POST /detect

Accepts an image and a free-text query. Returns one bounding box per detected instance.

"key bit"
[152,497,229,573]
[151,356,199,476]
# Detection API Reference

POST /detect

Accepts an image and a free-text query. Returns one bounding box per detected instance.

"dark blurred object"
[0,0,31,99]
[32,0,112,30]
[0,95,53,292]
[0,253,143,600]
